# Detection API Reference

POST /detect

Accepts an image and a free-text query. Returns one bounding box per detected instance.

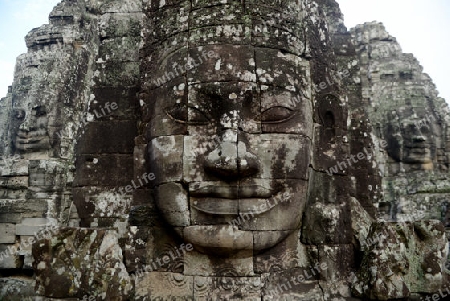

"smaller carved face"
[385,110,438,164]
[14,105,50,152]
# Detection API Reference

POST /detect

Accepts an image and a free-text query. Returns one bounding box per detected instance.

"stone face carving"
[144,0,314,255]
[14,105,51,153]
[384,108,439,166]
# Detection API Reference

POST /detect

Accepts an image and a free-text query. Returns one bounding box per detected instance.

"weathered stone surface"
[135,272,194,301]
[184,247,254,277]
[352,21,450,224]
[350,197,375,250]
[0,244,20,269]
[15,218,51,235]
[0,223,16,243]
[33,228,132,299]
[156,183,190,227]
[352,220,448,299]
[194,276,262,301]
[254,230,310,274]
[76,121,137,154]
[0,278,35,301]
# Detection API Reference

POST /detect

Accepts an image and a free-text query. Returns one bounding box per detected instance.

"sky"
[338,0,450,103]
[0,0,449,103]
[0,0,61,98]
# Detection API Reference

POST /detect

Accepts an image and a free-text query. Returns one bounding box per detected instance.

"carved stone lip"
[190,185,274,199]
[193,198,280,215]
[192,188,287,216]
[407,147,430,153]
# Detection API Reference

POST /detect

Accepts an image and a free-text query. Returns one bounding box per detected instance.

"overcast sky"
[338,0,450,103]
[0,0,449,103]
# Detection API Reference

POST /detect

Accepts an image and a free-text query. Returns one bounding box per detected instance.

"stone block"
[0,277,36,300]
[0,223,16,243]
[99,37,140,62]
[352,222,411,300]
[145,80,188,135]
[94,61,139,87]
[155,183,190,227]
[145,46,188,90]
[133,144,148,185]
[28,160,67,190]
[251,11,305,55]
[262,274,323,301]
[247,134,311,180]
[73,187,132,219]
[0,176,28,189]
[149,136,184,185]
[129,189,163,227]
[238,179,307,231]
[187,44,254,83]
[90,87,138,120]
[33,228,132,299]
[194,276,262,301]
[184,247,253,277]
[77,120,136,154]
[73,154,134,187]
[100,0,142,14]
[99,13,142,38]
[16,218,50,236]
[0,199,49,223]
[318,245,354,282]
[302,201,352,245]
[135,272,194,301]
[255,47,309,89]
[19,235,34,254]
[254,230,307,273]
[0,244,20,269]
[190,195,237,225]
[350,197,374,251]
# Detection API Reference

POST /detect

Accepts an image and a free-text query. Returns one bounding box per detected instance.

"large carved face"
[385,109,438,165]
[148,46,313,255]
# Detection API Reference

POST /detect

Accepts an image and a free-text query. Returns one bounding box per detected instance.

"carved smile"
[190,184,274,199]
[191,186,287,216]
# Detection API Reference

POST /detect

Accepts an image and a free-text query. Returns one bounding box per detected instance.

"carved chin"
[403,147,433,163]
[184,226,292,255]
[155,180,306,255]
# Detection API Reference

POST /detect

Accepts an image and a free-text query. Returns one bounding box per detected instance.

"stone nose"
[412,135,426,143]
[204,129,260,180]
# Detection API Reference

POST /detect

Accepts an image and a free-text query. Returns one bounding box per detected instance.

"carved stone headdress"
[142,0,310,92]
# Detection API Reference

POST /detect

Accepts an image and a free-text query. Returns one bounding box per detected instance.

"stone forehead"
[145,0,306,56]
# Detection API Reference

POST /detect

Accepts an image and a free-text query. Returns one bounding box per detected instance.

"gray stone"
[0,223,16,243]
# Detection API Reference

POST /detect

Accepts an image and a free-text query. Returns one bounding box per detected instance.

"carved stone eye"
[165,105,210,125]
[260,106,295,123]
[165,104,187,123]
[420,125,430,135]
[13,109,25,120]
[188,107,210,124]
[34,106,47,117]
